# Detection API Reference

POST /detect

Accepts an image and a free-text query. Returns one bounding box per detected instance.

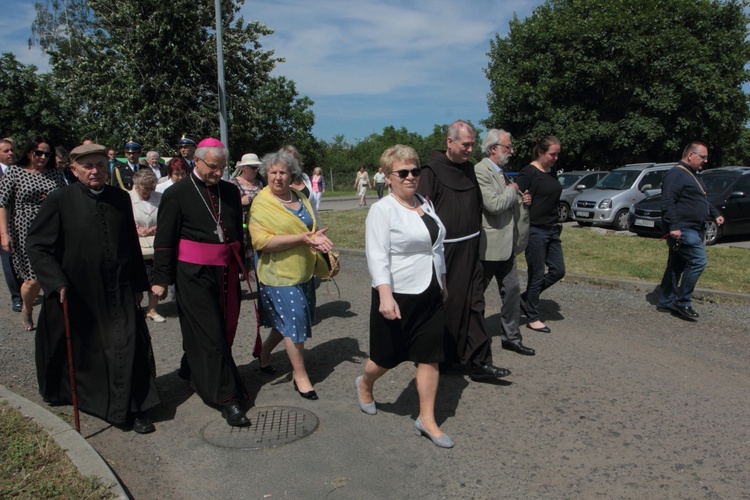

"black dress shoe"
[221,401,251,427]
[502,341,536,356]
[293,381,319,400]
[469,363,511,381]
[132,414,155,434]
[671,304,699,321]
[259,364,276,374]
[12,301,22,312]
[526,323,551,333]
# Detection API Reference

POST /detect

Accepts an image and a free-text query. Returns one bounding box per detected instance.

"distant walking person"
[373,167,386,199]
[657,142,723,320]
[27,143,160,434]
[517,136,565,334]
[354,166,370,206]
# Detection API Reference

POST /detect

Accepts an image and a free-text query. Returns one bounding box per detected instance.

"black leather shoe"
[469,363,511,381]
[671,304,699,321]
[293,381,319,400]
[12,301,22,312]
[259,364,276,374]
[132,414,155,434]
[502,341,536,356]
[221,401,251,427]
[526,323,551,333]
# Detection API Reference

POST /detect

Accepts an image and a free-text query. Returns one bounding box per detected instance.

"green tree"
[0,52,77,146]
[31,0,316,159]
[484,0,750,170]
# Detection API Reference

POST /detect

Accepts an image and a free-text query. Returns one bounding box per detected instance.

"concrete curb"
[335,248,750,304]
[0,385,128,499]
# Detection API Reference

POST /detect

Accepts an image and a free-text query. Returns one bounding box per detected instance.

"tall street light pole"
[214,0,229,177]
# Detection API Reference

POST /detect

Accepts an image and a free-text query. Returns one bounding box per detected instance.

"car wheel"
[558,202,570,222]
[577,220,593,227]
[704,220,721,245]
[612,209,630,231]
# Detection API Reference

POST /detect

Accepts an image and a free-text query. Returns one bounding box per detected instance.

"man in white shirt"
[145,151,166,179]
[0,138,22,312]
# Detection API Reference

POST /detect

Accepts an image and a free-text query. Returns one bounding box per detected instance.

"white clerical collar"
[89,187,104,195]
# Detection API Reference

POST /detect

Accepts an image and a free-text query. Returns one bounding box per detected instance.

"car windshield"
[702,174,737,196]
[596,170,641,190]
[558,174,583,188]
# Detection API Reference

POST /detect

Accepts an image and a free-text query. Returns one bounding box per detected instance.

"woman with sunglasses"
[0,135,66,331]
[356,145,453,448]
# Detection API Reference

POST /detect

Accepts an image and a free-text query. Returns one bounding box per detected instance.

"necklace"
[273,191,294,203]
[190,174,224,242]
[391,193,418,209]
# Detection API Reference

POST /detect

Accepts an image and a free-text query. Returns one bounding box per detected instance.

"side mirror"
[729,191,745,199]
[575,184,586,190]
[640,184,652,192]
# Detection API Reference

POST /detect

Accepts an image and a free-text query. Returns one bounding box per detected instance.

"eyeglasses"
[692,152,708,160]
[197,157,226,171]
[495,143,513,151]
[33,150,53,158]
[249,166,259,170]
[390,168,421,179]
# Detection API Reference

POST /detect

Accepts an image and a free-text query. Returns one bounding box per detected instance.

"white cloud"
[3,1,51,72]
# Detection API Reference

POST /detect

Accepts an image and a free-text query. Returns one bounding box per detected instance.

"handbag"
[315,250,340,280]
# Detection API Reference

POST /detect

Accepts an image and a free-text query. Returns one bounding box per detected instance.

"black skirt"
[369,274,445,369]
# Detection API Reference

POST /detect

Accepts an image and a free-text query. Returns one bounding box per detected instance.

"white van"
[571,163,676,231]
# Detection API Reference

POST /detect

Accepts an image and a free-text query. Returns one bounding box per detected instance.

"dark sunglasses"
[390,168,421,179]
[33,150,53,158]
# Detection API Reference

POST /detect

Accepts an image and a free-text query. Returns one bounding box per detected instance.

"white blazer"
[366,194,447,294]
[129,190,161,258]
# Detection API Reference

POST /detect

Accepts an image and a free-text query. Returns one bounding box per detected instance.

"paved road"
[1,252,748,498]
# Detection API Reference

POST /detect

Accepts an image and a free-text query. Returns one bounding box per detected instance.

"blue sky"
[3,0,541,142]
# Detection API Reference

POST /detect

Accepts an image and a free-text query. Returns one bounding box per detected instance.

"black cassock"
[152,174,247,405]
[27,182,160,425]
[417,150,493,367]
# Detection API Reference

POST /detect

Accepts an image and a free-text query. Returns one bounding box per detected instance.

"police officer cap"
[124,140,142,152]
[69,143,108,163]
[178,135,197,147]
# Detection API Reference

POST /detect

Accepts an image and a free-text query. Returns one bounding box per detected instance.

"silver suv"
[572,163,676,230]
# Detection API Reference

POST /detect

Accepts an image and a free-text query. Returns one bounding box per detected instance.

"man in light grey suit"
[475,129,535,355]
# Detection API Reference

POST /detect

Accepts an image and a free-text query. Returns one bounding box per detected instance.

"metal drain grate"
[201,406,319,449]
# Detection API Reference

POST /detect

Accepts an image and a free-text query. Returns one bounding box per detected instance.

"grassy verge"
[0,402,114,499]
[320,208,750,294]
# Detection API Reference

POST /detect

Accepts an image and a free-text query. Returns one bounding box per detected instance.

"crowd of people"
[0,124,722,447]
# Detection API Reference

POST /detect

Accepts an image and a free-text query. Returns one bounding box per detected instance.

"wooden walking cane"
[62,298,81,433]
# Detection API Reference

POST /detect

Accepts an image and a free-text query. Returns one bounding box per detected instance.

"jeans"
[523,226,565,322]
[657,228,707,308]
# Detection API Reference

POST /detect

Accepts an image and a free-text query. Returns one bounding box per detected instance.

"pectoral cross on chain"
[214,223,225,243]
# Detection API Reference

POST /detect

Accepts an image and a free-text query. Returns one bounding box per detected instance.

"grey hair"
[259,151,301,179]
[481,129,511,157]
[133,168,158,187]
[447,120,474,141]
[146,150,160,159]
[194,146,229,160]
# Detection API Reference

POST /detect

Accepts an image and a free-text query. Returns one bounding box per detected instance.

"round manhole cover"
[201,406,319,449]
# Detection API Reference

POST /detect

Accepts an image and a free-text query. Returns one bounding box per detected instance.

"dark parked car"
[628,166,750,245]
[557,170,608,222]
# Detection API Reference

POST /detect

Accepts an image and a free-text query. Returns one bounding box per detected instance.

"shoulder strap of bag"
[676,164,706,197]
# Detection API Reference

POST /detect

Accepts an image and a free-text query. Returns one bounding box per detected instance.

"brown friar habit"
[152,174,247,405]
[416,150,493,366]
[27,182,160,425]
